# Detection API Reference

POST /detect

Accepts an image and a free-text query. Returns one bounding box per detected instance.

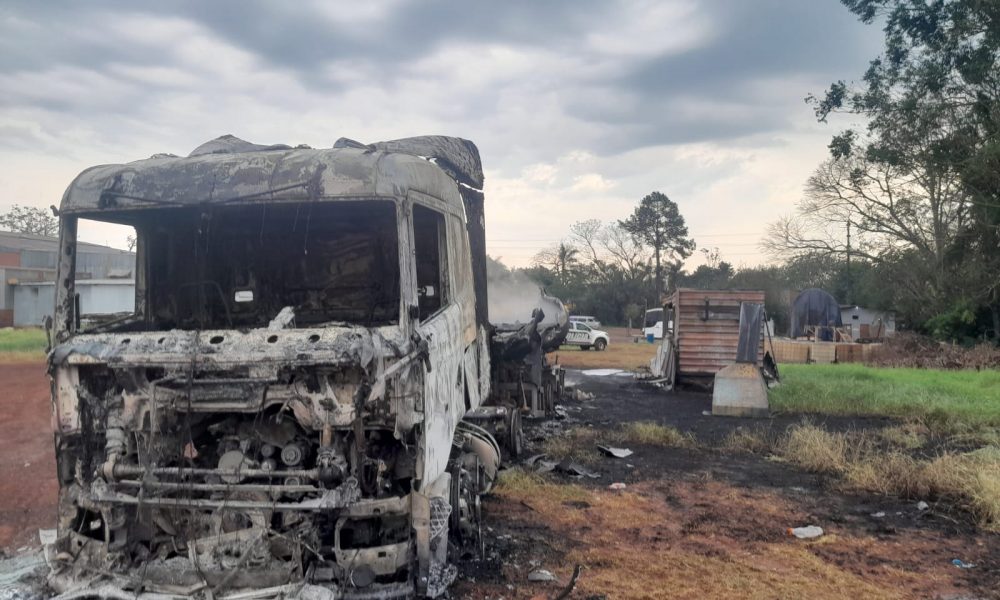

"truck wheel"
[581,345,591,351]
[594,339,607,351]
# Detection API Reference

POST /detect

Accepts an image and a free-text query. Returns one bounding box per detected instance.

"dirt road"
[0,362,55,552]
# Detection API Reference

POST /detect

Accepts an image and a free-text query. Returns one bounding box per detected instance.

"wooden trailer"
[648,288,767,389]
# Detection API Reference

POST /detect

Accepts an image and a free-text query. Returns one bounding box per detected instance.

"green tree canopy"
[619,192,695,298]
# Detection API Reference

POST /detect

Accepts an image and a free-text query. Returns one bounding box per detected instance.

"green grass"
[771,364,1000,428]
[0,327,47,358]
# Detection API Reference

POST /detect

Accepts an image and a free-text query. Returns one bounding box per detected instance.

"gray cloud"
[0,0,885,265]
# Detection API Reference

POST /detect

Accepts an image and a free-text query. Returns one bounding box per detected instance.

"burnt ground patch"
[456,369,1000,600]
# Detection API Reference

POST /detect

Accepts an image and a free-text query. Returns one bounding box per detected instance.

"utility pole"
[845,219,852,305]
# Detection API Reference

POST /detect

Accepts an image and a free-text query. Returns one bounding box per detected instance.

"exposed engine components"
[280,442,306,467]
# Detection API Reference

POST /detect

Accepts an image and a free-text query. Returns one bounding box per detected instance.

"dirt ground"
[1,363,996,598]
[0,362,56,553]
[554,327,659,371]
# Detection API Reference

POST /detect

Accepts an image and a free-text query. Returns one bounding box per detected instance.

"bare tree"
[568,219,603,264]
[600,223,650,278]
[764,142,973,312]
[532,242,580,278]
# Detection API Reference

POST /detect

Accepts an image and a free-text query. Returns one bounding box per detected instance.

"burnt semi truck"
[44,135,563,599]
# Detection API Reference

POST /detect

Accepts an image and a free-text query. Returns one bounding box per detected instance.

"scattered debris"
[550,564,584,600]
[866,332,1000,370]
[870,511,886,518]
[571,388,595,401]
[555,460,600,479]
[952,559,976,569]
[597,445,634,459]
[524,453,549,467]
[917,501,930,511]
[0,550,46,588]
[528,569,558,582]
[787,526,824,539]
[608,482,627,491]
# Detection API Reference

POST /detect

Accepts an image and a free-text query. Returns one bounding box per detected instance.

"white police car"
[564,321,610,351]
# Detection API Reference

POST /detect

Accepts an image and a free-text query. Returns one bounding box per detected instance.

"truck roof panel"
[59,134,483,215]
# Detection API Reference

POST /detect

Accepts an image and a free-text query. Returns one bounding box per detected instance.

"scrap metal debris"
[550,565,583,600]
[555,460,600,479]
[597,445,634,459]
[527,569,558,582]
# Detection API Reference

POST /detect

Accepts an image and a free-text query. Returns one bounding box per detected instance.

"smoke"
[487,264,563,328]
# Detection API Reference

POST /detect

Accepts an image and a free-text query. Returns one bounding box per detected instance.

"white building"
[840,305,895,341]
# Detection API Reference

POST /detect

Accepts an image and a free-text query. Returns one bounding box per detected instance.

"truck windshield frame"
[57,199,403,334]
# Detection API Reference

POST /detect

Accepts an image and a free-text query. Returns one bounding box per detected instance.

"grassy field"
[552,341,658,370]
[771,363,1000,428]
[0,328,47,361]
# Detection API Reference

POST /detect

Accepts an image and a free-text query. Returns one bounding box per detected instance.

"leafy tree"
[0,204,58,237]
[764,137,971,314]
[796,0,1000,340]
[620,192,695,299]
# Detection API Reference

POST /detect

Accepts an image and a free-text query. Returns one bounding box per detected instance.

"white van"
[569,315,601,328]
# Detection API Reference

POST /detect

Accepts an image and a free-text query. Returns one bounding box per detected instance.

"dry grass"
[620,421,694,447]
[780,424,850,472]
[540,426,607,464]
[489,475,907,599]
[722,426,778,454]
[493,467,591,504]
[878,423,928,450]
[551,342,657,370]
[0,350,46,362]
[776,423,1000,531]
[541,422,692,464]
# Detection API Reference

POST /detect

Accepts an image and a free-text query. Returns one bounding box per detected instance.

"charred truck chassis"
[46,135,504,599]
[489,301,568,421]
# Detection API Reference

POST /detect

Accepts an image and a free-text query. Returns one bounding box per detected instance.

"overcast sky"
[0,0,882,267]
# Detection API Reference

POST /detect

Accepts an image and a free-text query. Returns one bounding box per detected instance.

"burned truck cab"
[46,135,497,599]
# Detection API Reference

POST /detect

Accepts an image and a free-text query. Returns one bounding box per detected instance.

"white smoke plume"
[486,258,564,328]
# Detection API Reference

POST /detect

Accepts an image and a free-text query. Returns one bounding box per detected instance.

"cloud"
[571,174,616,193]
[0,0,884,262]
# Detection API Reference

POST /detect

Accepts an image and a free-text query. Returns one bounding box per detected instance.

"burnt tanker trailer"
[43,135,561,599]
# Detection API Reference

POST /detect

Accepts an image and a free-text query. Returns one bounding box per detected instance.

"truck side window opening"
[413,204,449,319]
[70,219,138,332]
